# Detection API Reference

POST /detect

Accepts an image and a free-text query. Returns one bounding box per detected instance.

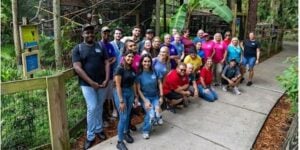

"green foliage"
[277,57,298,113]
[200,0,233,23]
[1,0,13,44]
[169,4,188,32]
[108,21,132,37]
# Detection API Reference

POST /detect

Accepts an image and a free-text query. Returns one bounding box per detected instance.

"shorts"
[242,57,256,69]
[164,91,183,100]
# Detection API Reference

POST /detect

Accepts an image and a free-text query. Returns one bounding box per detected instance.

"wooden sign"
[20,25,39,49]
[22,50,40,77]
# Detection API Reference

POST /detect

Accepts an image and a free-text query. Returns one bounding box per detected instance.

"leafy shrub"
[277,56,298,113]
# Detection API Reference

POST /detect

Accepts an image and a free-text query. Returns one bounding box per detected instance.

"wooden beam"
[155,0,160,36]
[46,76,70,150]
[1,78,47,95]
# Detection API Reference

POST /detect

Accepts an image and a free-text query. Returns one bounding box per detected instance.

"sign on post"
[19,25,39,49]
[22,50,40,77]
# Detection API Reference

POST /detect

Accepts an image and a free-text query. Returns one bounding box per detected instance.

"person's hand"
[145,100,152,111]
[256,59,259,65]
[90,81,101,89]
[159,97,164,106]
[228,80,234,85]
[133,97,140,108]
[119,102,126,113]
[204,88,210,94]
[100,80,108,88]
[184,91,191,96]
[221,59,225,64]
[194,91,199,98]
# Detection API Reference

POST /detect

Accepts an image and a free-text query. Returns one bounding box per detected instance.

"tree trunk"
[247,0,259,33]
[12,0,22,66]
[53,0,62,69]
[163,0,167,33]
[155,0,160,36]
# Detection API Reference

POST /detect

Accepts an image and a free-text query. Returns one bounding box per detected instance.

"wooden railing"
[1,68,76,150]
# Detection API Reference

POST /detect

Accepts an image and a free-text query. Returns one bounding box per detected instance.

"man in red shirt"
[163,63,191,112]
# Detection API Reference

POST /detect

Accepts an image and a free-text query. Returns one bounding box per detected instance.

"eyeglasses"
[180,69,186,72]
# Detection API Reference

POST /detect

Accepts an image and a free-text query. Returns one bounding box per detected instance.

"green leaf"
[199,0,233,23]
[169,4,188,32]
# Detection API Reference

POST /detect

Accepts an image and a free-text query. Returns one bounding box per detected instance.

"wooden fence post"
[46,75,70,150]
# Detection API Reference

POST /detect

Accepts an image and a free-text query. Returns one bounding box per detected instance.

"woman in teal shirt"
[226,37,243,64]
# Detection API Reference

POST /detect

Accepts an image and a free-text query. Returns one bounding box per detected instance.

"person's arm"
[256,48,260,64]
[115,75,126,112]
[73,62,100,89]
[158,79,164,105]
[101,59,110,87]
[192,80,199,97]
[133,82,139,107]
[222,48,228,64]
[174,84,190,96]
[221,66,232,83]
[109,57,116,64]
[136,81,151,110]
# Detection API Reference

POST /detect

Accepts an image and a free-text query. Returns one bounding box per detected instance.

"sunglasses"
[180,69,186,72]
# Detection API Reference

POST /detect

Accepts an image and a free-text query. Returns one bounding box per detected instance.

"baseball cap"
[146,29,154,33]
[101,26,111,32]
[203,33,209,37]
[82,24,94,31]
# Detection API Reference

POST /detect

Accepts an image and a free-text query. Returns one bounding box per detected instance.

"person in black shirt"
[241,32,261,86]
[113,50,139,150]
[72,24,110,149]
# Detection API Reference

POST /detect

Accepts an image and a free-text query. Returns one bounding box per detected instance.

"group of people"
[72,24,261,150]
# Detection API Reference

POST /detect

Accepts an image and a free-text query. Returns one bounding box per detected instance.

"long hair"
[213,33,223,43]
[138,54,153,74]
[121,50,134,68]
[229,37,241,48]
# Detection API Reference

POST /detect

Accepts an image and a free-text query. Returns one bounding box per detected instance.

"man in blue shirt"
[193,29,206,44]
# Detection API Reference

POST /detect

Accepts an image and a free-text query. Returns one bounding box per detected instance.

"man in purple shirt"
[163,34,179,69]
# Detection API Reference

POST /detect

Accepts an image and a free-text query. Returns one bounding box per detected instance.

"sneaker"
[234,87,241,95]
[246,81,253,86]
[240,77,245,83]
[124,132,134,143]
[130,124,137,131]
[222,86,228,92]
[158,117,163,125]
[142,133,150,139]
[116,141,128,150]
[84,139,94,150]
[96,131,107,140]
[112,109,118,118]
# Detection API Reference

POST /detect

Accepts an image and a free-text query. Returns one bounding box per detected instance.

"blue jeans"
[198,85,218,102]
[242,57,256,69]
[141,96,160,134]
[81,86,106,141]
[113,87,134,141]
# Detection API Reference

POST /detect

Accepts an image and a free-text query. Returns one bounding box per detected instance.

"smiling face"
[197,30,204,38]
[159,46,169,60]
[126,41,137,52]
[101,31,110,41]
[174,33,181,42]
[142,56,152,70]
[132,27,141,37]
[196,42,202,50]
[232,38,238,46]
[144,40,152,50]
[164,34,171,45]
[186,64,194,75]
[114,29,122,40]
[152,37,161,48]
[205,58,213,68]
[82,29,95,44]
[124,53,134,65]
[176,63,187,76]
[214,33,222,42]
[249,32,255,40]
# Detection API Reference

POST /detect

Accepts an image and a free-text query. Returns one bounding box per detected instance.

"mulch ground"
[252,95,293,150]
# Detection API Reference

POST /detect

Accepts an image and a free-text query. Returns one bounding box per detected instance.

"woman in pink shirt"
[122,40,141,73]
[201,33,215,63]
[212,33,227,86]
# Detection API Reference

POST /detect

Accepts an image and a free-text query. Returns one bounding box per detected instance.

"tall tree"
[12,0,22,66]
[53,0,62,68]
[247,0,258,33]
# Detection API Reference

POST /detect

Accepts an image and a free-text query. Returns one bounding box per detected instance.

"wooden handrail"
[1,68,77,150]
